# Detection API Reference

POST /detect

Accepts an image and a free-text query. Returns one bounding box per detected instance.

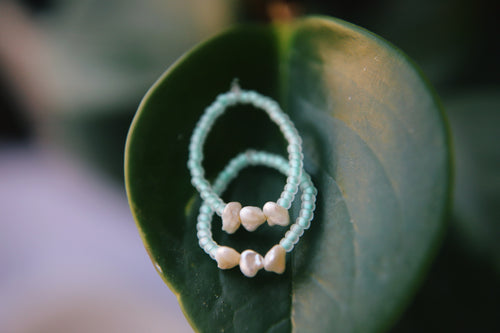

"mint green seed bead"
[272,155,283,165]
[226,169,238,180]
[197,223,210,232]
[187,160,197,170]
[285,230,300,244]
[198,237,210,247]
[255,97,266,107]
[207,245,218,259]
[300,210,313,220]
[197,230,211,238]
[190,168,201,177]
[290,150,302,159]
[304,187,316,195]
[208,193,219,203]
[235,154,247,163]
[287,144,300,154]
[289,234,300,245]
[304,202,315,210]
[190,154,202,163]
[284,184,295,192]
[193,166,204,175]
[198,118,209,128]
[283,192,294,202]
[196,217,209,226]
[206,239,217,248]
[227,160,238,169]
[200,205,211,214]
[277,198,290,208]
[280,239,293,252]
[217,95,227,104]
[290,172,301,181]
[190,178,200,187]
[248,153,259,163]
[302,193,313,201]
[214,203,225,214]
[268,106,278,115]
[206,196,217,206]
[189,143,203,157]
[221,173,234,184]
[198,214,210,223]
[258,154,268,164]
[275,118,285,126]
[290,224,304,237]
[297,217,310,229]
[199,182,210,192]
[283,129,295,139]
[261,153,270,162]
[219,171,230,181]
[287,176,299,186]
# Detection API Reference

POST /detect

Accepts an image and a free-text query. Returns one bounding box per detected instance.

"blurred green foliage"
[1,0,498,331]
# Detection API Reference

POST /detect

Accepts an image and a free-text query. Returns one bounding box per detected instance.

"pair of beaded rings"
[188,81,317,278]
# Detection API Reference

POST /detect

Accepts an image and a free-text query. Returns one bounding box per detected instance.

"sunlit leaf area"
[0,1,498,332]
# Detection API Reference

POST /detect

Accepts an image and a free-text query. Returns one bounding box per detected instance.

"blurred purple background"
[0,147,193,332]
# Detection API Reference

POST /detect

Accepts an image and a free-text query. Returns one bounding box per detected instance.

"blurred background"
[0,0,498,332]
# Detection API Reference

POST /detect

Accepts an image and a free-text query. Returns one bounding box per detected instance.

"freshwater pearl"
[239,206,266,231]
[264,245,286,274]
[240,250,264,277]
[215,246,240,269]
[263,202,290,226]
[222,202,242,234]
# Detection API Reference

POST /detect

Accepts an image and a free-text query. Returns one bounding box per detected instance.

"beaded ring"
[196,150,317,277]
[188,84,304,233]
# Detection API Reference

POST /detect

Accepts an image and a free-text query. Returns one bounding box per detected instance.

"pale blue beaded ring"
[188,83,317,277]
[196,150,317,277]
[188,82,304,233]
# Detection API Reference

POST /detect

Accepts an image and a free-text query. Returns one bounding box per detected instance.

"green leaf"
[125,16,450,332]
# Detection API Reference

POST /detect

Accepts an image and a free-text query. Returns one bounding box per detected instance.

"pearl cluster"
[188,85,316,278]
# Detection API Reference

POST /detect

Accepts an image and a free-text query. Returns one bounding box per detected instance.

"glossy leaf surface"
[125,17,450,332]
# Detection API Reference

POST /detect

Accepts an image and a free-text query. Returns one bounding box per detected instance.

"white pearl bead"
[263,202,290,226]
[264,245,286,274]
[239,206,266,231]
[215,246,240,269]
[240,250,264,277]
[222,202,242,234]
